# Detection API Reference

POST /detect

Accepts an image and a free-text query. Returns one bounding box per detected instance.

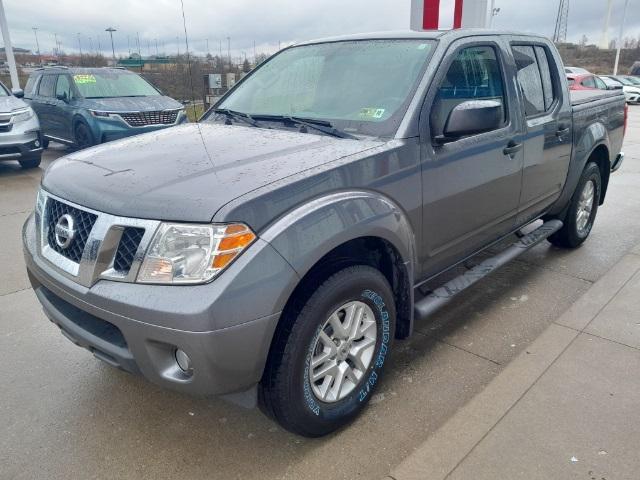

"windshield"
[72,71,160,98]
[212,39,435,137]
[614,76,633,86]
[625,76,640,85]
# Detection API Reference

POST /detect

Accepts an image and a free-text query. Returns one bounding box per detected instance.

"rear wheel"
[548,161,601,248]
[259,265,396,437]
[74,122,95,150]
[19,153,42,169]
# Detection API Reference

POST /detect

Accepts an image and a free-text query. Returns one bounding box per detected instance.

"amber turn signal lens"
[218,231,256,251]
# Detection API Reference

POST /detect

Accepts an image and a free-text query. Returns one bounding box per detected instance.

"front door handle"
[503,141,523,156]
[556,126,570,137]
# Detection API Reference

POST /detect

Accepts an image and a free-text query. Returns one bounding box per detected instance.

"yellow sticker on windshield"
[73,74,96,84]
[360,108,385,119]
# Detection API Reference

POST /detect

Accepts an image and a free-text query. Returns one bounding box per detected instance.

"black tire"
[74,121,95,150]
[259,265,396,437]
[548,161,601,248]
[19,153,42,169]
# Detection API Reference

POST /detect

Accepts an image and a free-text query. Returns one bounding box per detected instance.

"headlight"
[90,110,112,118]
[137,223,256,284]
[12,106,34,123]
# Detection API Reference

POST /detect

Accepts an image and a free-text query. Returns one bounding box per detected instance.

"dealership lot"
[2,111,640,479]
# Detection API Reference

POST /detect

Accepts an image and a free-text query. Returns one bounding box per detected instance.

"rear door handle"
[503,141,523,156]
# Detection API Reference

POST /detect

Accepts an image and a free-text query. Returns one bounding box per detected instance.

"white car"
[600,75,640,104]
[565,66,590,74]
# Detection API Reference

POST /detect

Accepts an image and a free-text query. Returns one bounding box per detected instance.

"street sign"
[208,73,222,89]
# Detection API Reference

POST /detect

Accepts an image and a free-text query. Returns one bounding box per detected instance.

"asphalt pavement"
[1,110,640,480]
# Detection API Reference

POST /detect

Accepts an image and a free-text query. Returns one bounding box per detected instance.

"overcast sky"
[3,0,639,59]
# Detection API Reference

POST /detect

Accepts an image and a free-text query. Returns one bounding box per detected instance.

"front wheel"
[74,121,95,150]
[19,153,42,169]
[548,161,601,248]
[259,265,396,437]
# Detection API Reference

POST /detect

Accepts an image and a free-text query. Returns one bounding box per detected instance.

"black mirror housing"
[441,100,503,141]
[12,89,24,99]
[56,92,68,102]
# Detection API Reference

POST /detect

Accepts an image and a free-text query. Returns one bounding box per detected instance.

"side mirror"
[56,92,68,102]
[12,89,24,98]
[437,100,503,143]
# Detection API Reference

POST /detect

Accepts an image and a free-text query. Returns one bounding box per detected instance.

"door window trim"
[422,39,512,147]
[510,42,561,119]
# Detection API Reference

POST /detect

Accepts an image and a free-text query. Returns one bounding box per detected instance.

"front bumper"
[0,114,42,161]
[22,211,297,396]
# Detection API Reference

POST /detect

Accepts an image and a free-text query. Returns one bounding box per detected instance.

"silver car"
[0,81,43,168]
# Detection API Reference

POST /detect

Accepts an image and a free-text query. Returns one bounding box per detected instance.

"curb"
[387,250,640,480]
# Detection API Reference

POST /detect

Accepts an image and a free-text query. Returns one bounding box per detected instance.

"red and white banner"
[410,0,489,31]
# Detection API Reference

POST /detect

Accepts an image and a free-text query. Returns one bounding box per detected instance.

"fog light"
[175,348,193,373]
[34,139,40,147]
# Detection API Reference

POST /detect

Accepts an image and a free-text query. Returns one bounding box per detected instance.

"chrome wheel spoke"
[309,300,378,403]
[576,180,596,235]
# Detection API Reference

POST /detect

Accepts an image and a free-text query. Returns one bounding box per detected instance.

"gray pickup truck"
[23,30,625,437]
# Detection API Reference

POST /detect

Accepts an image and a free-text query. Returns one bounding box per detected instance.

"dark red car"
[567,73,608,90]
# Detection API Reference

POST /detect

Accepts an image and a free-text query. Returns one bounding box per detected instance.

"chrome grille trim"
[36,190,161,287]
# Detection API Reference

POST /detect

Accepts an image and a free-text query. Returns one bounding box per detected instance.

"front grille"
[120,110,178,127]
[113,227,145,273]
[46,199,98,263]
[0,123,13,133]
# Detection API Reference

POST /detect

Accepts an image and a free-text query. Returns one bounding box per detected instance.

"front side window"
[214,40,435,137]
[594,77,607,90]
[430,45,506,137]
[55,75,72,99]
[72,71,160,98]
[512,45,545,116]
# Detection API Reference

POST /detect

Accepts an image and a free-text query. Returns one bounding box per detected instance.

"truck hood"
[0,95,27,113]
[81,95,182,112]
[42,123,383,222]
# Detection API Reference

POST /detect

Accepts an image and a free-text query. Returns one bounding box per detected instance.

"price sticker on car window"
[359,108,386,119]
[73,74,97,84]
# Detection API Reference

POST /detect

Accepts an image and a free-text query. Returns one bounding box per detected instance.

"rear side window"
[582,76,596,88]
[534,46,555,110]
[431,45,506,137]
[24,74,40,98]
[594,77,607,90]
[37,75,56,98]
[512,45,544,116]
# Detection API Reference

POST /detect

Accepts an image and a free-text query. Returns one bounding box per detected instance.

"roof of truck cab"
[297,29,550,46]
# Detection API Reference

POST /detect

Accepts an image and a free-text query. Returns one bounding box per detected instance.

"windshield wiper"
[213,108,262,128]
[251,114,357,139]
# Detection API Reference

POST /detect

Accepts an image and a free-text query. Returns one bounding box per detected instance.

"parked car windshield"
[213,39,435,137]
[612,76,634,86]
[72,71,160,98]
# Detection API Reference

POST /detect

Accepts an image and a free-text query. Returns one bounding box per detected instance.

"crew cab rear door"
[509,40,572,224]
[418,37,524,277]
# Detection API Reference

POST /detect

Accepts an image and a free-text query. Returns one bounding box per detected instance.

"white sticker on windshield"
[360,108,386,119]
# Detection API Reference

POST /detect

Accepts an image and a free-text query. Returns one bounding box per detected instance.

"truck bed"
[570,88,625,107]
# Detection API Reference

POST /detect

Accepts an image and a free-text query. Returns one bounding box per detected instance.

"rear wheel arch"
[588,144,610,205]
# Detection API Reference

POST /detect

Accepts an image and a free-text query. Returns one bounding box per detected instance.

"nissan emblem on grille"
[54,214,76,249]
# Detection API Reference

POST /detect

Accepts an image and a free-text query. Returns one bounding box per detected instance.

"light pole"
[0,0,20,89]
[77,33,83,65]
[54,33,59,57]
[32,27,41,65]
[105,27,117,63]
[613,0,630,75]
[227,36,231,68]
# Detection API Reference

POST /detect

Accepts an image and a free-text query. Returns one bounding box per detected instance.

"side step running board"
[414,220,563,321]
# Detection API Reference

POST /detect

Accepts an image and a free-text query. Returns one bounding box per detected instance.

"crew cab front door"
[419,39,524,278]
